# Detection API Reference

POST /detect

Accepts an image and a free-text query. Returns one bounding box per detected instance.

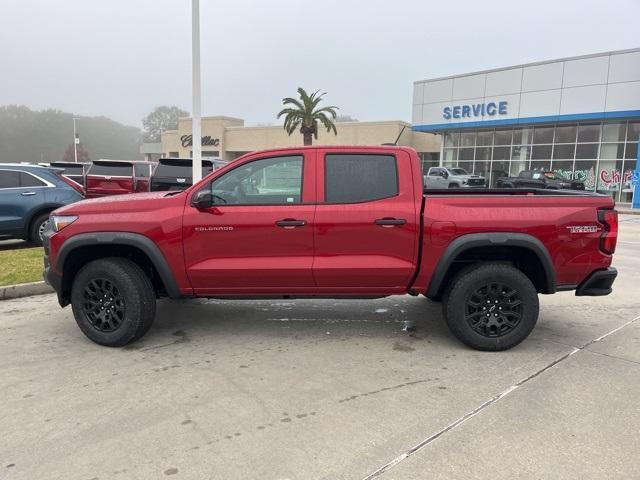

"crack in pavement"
[362,314,640,480]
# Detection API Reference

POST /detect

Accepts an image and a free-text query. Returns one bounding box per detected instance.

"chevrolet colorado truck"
[43,146,618,351]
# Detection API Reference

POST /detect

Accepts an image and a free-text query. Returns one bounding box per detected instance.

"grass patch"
[0,247,44,286]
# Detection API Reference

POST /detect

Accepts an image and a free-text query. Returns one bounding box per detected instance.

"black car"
[49,161,90,187]
[496,170,585,190]
[150,158,227,191]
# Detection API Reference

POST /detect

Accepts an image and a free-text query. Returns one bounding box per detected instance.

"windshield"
[450,168,468,175]
[88,163,132,176]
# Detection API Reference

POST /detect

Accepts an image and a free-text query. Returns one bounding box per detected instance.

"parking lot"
[1,215,639,479]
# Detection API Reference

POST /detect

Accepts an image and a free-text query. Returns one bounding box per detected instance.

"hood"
[456,174,484,179]
[54,191,185,215]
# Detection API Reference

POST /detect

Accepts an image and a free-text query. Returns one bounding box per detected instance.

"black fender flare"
[57,232,181,298]
[425,232,556,298]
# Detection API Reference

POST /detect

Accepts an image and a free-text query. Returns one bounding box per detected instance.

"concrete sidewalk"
[1,216,639,479]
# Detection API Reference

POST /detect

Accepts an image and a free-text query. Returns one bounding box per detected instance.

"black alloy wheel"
[82,278,126,333]
[464,282,522,338]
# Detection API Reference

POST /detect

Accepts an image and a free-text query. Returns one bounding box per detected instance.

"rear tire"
[29,213,50,246]
[443,263,539,351]
[71,258,156,347]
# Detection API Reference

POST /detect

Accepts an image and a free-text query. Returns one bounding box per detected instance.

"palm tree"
[277,88,338,146]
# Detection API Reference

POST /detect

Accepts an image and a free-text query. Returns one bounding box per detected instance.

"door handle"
[21,191,36,196]
[375,217,406,226]
[276,219,306,228]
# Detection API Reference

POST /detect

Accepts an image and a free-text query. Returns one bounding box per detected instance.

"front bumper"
[42,224,66,306]
[575,267,617,296]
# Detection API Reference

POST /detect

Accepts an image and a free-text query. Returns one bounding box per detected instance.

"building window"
[438,121,638,200]
[577,124,600,143]
[533,126,554,144]
[554,125,577,143]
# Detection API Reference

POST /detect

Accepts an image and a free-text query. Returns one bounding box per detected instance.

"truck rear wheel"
[71,258,156,347]
[443,263,539,351]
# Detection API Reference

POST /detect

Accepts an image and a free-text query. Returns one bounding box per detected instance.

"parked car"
[496,170,585,190]
[85,160,154,198]
[150,157,227,191]
[44,146,617,350]
[424,166,486,188]
[0,163,84,245]
[49,161,90,187]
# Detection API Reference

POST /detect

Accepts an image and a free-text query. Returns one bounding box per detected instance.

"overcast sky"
[1,0,639,128]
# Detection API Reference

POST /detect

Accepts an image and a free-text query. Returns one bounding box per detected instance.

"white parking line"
[362,314,640,479]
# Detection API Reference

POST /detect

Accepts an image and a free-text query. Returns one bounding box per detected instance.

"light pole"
[191,0,202,182]
[73,117,80,163]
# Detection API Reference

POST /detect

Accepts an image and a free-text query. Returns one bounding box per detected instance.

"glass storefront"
[441,120,639,202]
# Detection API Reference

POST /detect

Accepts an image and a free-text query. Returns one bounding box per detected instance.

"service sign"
[443,101,508,120]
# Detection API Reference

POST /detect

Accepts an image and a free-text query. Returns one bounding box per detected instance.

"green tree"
[142,105,189,142]
[62,143,90,162]
[277,88,338,146]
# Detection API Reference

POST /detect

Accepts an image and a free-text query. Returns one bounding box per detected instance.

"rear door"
[313,149,419,292]
[425,167,446,189]
[85,162,134,197]
[0,170,49,238]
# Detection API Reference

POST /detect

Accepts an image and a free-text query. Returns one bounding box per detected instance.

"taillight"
[56,172,85,196]
[598,209,618,255]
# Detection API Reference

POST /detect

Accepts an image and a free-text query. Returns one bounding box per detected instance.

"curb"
[0,281,54,301]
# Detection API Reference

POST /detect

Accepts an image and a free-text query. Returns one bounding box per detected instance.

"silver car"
[424,167,486,189]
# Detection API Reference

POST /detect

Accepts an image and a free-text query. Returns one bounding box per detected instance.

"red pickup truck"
[43,146,618,351]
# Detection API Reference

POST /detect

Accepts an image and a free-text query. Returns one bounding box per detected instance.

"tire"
[502,182,514,188]
[442,263,539,351]
[29,212,51,246]
[71,258,156,347]
[448,183,460,188]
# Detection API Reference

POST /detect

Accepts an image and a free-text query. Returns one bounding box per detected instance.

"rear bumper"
[575,267,617,296]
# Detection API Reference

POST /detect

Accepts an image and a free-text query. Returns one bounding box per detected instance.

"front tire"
[71,258,156,347]
[443,263,539,351]
[448,183,460,188]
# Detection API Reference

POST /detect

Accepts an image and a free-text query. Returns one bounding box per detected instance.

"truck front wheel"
[71,258,156,347]
[443,263,539,351]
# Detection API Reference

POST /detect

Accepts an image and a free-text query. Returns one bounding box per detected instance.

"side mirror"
[191,189,213,209]
[442,172,449,179]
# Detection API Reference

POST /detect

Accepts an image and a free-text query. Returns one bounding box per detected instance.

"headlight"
[462,180,468,185]
[50,215,78,232]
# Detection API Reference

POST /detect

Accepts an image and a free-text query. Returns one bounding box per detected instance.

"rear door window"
[325,154,398,203]
[20,172,46,187]
[0,170,20,188]
[89,163,132,176]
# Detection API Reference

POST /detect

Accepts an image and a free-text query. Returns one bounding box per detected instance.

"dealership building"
[158,116,440,165]
[412,48,640,202]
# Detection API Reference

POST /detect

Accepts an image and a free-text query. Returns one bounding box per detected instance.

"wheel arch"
[23,204,64,240]
[426,232,556,299]
[57,232,181,306]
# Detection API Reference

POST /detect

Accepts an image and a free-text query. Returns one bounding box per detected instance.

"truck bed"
[423,188,605,197]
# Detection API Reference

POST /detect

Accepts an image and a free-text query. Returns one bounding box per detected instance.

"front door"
[182,151,316,295]
[313,149,420,293]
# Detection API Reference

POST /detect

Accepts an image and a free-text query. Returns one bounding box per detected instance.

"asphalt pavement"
[1,216,639,480]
